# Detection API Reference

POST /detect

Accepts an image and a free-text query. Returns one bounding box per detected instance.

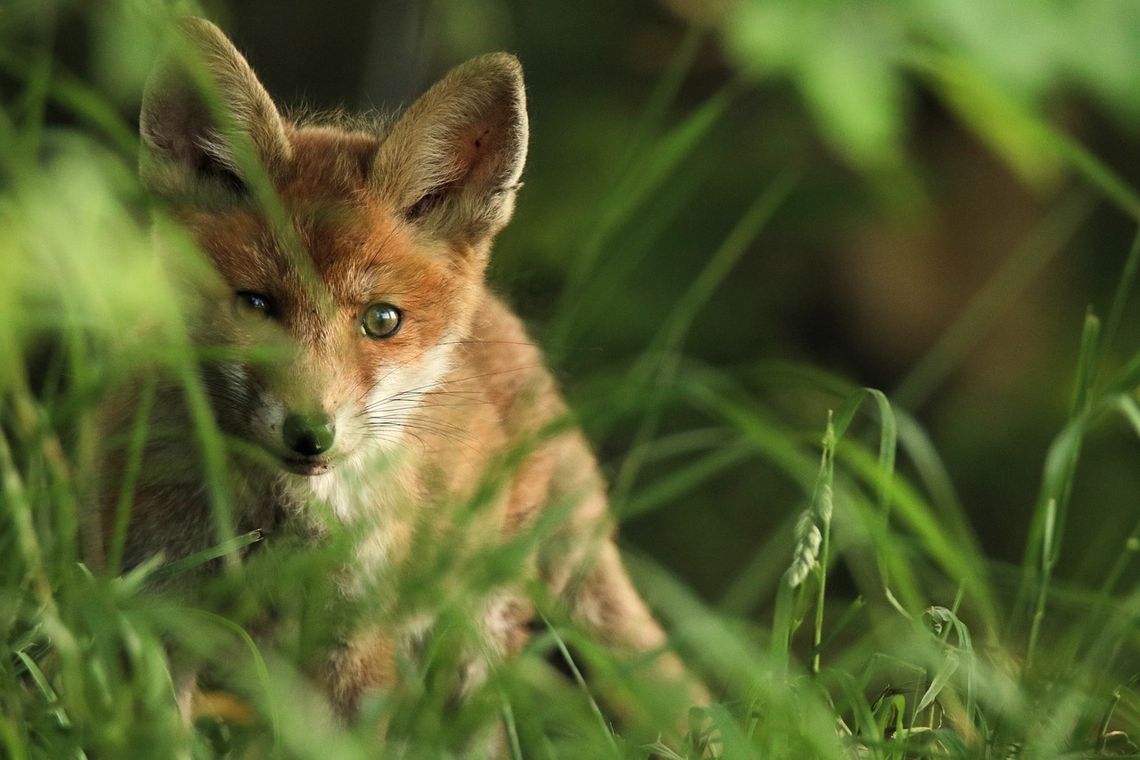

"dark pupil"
[368,307,398,335]
[237,291,270,315]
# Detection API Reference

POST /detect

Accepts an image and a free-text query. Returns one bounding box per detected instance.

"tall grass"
[3,2,1140,758]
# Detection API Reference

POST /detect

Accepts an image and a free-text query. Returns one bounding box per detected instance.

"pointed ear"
[139,17,290,200]
[374,53,527,243]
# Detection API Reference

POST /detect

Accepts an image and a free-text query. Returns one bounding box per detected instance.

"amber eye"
[235,291,273,318]
[361,303,402,339]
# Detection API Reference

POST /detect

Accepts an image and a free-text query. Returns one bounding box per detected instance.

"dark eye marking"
[235,290,274,318]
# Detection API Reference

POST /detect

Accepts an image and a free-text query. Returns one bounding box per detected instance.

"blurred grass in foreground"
[2,1,1140,758]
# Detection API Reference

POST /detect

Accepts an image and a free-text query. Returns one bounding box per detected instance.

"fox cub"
[99,17,700,727]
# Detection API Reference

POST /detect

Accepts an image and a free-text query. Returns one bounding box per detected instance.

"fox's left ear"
[374,53,527,244]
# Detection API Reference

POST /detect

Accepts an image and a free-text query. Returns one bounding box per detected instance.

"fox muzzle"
[283,412,336,457]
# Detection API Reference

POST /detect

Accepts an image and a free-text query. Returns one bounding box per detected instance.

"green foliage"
[2,1,1140,758]
[723,0,1140,189]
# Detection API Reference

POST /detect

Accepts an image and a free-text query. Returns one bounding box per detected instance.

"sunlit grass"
[3,3,1140,759]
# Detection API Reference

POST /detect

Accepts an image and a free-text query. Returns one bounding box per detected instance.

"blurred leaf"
[725,1,905,170]
[916,651,958,713]
[718,0,1140,189]
[911,51,1061,190]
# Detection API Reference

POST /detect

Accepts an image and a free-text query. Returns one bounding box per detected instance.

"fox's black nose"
[283,412,335,457]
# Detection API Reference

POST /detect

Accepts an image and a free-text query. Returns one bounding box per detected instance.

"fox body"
[98,18,696,723]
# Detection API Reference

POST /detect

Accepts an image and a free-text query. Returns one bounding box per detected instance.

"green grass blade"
[185,608,280,753]
[1101,227,1140,361]
[108,375,156,575]
[611,174,796,506]
[547,85,738,355]
[15,650,70,728]
[540,615,620,755]
[893,192,1094,410]
[146,530,264,582]
[1017,312,1101,631]
[620,445,752,520]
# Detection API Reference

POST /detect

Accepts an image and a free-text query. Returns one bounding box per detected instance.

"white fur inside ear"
[195,131,241,175]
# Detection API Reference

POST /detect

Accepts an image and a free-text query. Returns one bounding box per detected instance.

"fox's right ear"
[139,17,290,199]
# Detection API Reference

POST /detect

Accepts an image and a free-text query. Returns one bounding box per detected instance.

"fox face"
[139,19,526,477]
[183,191,473,476]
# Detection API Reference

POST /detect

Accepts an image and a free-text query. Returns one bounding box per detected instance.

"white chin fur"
[269,342,455,589]
[283,342,455,521]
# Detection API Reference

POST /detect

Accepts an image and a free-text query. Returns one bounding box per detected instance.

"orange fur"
[99,16,705,740]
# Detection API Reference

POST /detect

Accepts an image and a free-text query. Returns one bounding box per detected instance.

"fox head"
[140,18,526,476]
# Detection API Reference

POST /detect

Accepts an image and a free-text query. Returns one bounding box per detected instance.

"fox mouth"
[280,456,333,476]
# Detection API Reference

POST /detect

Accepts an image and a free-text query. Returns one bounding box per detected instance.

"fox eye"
[235,291,273,318]
[361,303,402,339]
